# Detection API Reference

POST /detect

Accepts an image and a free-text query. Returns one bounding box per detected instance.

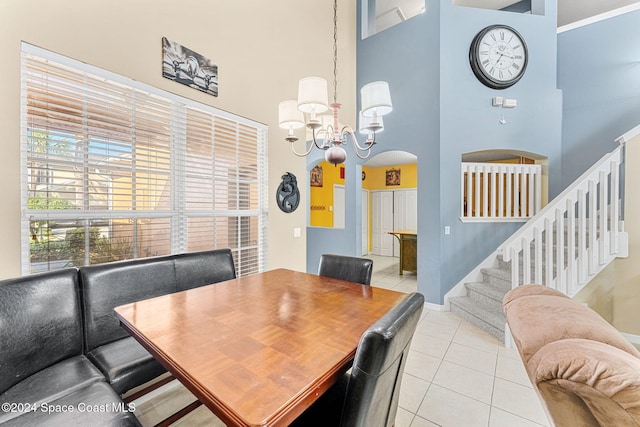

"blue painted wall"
[435,2,562,303]
[558,10,640,188]
[306,2,640,305]
[306,2,439,279]
[356,1,443,302]
[354,0,563,304]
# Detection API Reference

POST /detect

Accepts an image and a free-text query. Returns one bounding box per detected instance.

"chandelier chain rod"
[333,0,338,105]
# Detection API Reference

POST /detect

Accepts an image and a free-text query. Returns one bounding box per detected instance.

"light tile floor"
[131,255,550,426]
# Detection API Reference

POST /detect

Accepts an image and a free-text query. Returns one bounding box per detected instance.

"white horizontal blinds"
[185,106,216,252]
[22,45,267,275]
[183,112,264,275]
[25,58,87,211]
[185,107,214,211]
[130,91,173,214]
[213,116,238,211]
[215,117,260,276]
[238,123,263,275]
[135,218,172,258]
[186,217,216,251]
[83,72,136,212]
[23,53,176,271]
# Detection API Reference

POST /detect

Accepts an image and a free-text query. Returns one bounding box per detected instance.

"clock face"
[470,25,528,90]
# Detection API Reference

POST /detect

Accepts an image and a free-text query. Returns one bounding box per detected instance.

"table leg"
[391,234,404,275]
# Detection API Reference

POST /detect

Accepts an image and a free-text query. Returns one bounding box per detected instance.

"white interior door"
[393,191,406,257]
[334,185,345,228]
[372,192,382,255]
[405,189,418,230]
[362,189,369,255]
[372,191,394,256]
[393,189,418,256]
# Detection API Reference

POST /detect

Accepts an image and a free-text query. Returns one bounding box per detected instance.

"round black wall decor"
[276,172,300,213]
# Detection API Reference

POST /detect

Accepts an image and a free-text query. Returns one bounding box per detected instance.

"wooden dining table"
[115,268,406,427]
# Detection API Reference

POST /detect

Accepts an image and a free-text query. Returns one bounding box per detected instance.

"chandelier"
[278,0,392,166]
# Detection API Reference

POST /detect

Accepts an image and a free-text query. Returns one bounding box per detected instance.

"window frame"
[20,43,268,276]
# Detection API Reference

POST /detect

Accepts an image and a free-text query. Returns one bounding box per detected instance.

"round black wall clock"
[276,172,300,213]
[469,25,528,90]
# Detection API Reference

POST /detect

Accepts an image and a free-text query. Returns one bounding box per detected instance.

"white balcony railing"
[460,162,542,222]
[501,144,626,295]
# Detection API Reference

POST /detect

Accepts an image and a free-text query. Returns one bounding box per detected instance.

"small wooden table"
[115,268,405,427]
[389,230,417,275]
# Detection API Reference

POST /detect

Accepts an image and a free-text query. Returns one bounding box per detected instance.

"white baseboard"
[425,301,446,312]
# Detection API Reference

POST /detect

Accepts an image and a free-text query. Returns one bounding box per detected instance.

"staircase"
[449,231,585,342]
[449,137,631,344]
[450,259,511,341]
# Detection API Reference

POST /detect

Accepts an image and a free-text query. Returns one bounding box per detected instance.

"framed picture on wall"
[162,37,218,96]
[310,165,323,187]
[386,168,401,186]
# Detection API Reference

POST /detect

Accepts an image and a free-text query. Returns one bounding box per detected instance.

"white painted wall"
[0,0,356,278]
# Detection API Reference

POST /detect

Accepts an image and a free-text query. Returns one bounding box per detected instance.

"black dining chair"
[291,292,425,427]
[318,254,374,286]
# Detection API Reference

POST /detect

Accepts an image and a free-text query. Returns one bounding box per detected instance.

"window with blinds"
[21,44,268,277]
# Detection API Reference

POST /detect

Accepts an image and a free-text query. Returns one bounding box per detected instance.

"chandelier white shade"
[278,100,305,143]
[278,0,392,165]
[361,81,393,117]
[278,100,305,129]
[297,77,329,114]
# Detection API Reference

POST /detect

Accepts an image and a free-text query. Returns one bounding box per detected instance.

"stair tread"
[449,295,506,330]
[480,267,512,291]
[465,282,508,302]
[481,267,510,279]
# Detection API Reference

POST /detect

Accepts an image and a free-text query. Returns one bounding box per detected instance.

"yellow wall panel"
[362,163,417,190]
[309,161,345,227]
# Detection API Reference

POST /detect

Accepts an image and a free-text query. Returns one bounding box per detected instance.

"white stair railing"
[501,144,626,295]
[460,162,542,222]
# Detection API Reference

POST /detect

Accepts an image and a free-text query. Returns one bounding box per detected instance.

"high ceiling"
[375,0,640,28]
[555,0,640,26]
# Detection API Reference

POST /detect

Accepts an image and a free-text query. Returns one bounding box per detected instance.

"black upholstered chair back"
[79,256,177,351]
[318,254,373,286]
[341,292,424,427]
[174,249,236,291]
[0,269,83,394]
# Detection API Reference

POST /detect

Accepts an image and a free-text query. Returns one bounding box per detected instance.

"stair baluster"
[449,140,628,344]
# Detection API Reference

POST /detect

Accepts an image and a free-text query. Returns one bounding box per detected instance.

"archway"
[363,150,418,280]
